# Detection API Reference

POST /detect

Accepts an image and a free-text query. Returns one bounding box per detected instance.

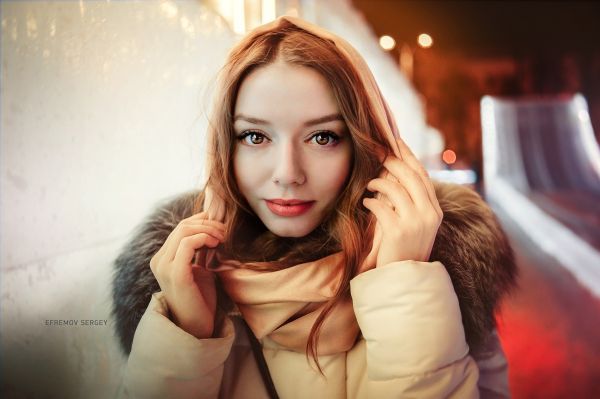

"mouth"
[265,199,315,217]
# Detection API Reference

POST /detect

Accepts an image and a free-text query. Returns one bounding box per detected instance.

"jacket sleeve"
[350,260,480,398]
[474,330,511,399]
[120,291,235,399]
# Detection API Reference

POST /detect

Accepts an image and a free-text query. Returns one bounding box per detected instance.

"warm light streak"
[180,16,195,36]
[262,0,276,24]
[161,1,178,18]
[26,15,38,39]
[217,0,233,22]
[232,0,246,34]
[400,44,414,80]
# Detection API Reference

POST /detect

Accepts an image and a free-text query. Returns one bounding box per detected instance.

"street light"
[417,33,433,48]
[379,35,396,51]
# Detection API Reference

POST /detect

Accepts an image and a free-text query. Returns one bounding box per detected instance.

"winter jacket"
[112,181,517,398]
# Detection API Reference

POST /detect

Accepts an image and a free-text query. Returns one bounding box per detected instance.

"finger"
[361,218,382,273]
[184,212,227,228]
[362,197,398,231]
[173,232,221,269]
[396,139,442,215]
[395,140,436,198]
[395,138,423,173]
[376,170,397,209]
[150,214,225,274]
[162,219,224,267]
[165,224,226,261]
[181,225,226,247]
[383,157,431,211]
[367,177,413,215]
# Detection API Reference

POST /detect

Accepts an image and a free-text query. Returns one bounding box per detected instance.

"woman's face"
[233,61,352,238]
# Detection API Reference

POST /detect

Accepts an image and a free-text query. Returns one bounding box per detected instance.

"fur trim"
[430,182,517,354]
[111,191,198,355]
[111,182,517,356]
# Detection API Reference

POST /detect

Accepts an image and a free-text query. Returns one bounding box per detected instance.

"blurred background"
[1,1,599,398]
[355,0,600,188]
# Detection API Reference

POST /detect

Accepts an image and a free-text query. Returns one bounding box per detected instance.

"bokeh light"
[379,35,396,51]
[442,149,457,164]
[417,33,433,48]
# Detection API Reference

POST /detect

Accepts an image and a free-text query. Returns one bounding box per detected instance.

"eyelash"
[236,130,341,146]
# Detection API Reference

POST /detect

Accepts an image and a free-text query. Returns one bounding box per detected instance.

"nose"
[272,140,306,186]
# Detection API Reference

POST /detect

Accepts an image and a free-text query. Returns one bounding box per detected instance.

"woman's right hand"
[149,211,226,339]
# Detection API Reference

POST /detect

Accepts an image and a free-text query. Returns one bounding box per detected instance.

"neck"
[223,218,339,268]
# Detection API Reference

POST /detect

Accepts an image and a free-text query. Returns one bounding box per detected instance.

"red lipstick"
[265,199,315,217]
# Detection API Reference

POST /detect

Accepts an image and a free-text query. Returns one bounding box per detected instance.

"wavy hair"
[193,19,393,370]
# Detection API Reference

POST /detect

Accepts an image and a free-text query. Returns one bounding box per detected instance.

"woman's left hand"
[363,138,443,268]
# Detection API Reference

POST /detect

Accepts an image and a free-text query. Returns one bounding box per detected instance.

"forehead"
[234,62,340,122]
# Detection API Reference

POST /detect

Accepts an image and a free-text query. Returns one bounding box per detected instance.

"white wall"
[1,0,235,271]
[0,0,431,397]
[1,1,235,397]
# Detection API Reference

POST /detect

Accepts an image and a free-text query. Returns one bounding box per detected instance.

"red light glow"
[442,149,457,164]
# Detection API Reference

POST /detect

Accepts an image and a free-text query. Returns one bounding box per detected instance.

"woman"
[112,16,517,398]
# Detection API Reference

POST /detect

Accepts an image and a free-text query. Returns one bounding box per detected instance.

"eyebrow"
[233,113,344,127]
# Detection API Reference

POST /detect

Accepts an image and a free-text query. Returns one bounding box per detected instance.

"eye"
[237,131,268,145]
[309,131,340,146]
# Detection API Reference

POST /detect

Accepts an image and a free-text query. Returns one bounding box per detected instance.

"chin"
[266,220,317,238]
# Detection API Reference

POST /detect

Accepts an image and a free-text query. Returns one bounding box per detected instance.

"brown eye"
[315,134,329,145]
[237,131,267,145]
[310,131,340,146]
[249,133,264,144]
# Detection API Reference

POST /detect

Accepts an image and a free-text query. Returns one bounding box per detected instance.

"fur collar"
[111,181,517,356]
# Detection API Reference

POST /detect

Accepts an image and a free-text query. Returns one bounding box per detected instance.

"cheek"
[332,161,352,190]
[233,151,264,195]
[312,152,352,195]
[232,153,247,194]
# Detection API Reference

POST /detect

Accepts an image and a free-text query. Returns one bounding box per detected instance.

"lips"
[267,199,312,206]
[265,199,315,217]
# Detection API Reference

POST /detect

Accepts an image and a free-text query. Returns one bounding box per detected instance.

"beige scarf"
[209,246,379,355]
[203,16,403,356]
